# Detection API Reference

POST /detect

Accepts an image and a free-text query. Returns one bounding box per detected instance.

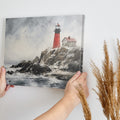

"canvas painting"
[4,15,84,89]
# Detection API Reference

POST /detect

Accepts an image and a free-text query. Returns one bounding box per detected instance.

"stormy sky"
[4,15,84,64]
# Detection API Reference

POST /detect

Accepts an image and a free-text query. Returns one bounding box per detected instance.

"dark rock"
[43,47,68,65]
[40,49,55,64]
[45,57,55,65]
[67,62,80,72]
[31,64,51,75]
[73,49,81,61]
[18,61,33,73]
[7,71,14,75]
[11,46,82,77]
[12,59,51,75]
[32,56,40,64]
[10,60,26,68]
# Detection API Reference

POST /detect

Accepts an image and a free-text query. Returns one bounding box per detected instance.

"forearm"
[35,96,76,120]
[34,72,88,120]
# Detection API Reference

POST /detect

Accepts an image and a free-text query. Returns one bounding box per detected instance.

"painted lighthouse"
[53,23,61,48]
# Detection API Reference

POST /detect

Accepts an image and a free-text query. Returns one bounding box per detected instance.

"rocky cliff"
[8,47,82,81]
[40,47,82,71]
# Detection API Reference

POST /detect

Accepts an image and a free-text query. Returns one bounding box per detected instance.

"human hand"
[63,71,89,107]
[0,66,14,97]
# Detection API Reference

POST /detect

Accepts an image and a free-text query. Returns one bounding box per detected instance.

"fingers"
[0,66,14,88]
[5,85,10,91]
[69,71,81,82]
[0,67,6,92]
[5,85,14,92]
[0,67,1,76]
[0,91,6,97]
[72,72,87,88]
[77,72,87,82]
[0,66,14,97]
[0,66,6,80]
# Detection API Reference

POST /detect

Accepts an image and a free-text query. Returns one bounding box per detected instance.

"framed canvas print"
[4,15,84,89]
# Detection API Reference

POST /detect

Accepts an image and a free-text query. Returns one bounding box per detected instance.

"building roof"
[64,36,76,42]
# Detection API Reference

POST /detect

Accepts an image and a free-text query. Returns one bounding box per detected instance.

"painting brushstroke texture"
[4,15,84,89]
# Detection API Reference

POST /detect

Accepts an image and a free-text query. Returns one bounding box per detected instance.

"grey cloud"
[5,15,84,64]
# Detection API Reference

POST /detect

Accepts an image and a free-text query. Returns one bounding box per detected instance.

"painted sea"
[5,64,68,89]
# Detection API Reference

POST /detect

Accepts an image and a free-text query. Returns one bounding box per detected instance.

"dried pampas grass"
[76,84,91,120]
[91,40,120,120]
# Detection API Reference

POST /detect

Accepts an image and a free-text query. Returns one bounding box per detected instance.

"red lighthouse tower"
[53,23,61,48]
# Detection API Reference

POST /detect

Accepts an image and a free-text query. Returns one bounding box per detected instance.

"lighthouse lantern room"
[53,23,61,48]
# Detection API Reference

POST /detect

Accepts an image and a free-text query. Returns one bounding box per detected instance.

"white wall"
[0,0,120,119]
